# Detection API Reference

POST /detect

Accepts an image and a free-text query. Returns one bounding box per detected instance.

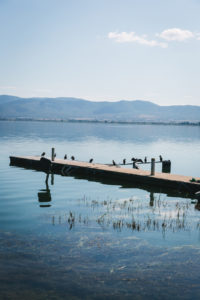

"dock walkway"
[10,156,200,194]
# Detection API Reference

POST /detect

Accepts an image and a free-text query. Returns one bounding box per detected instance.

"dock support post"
[51,173,54,185]
[151,158,155,175]
[51,148,55,161]
[150,192,154,206]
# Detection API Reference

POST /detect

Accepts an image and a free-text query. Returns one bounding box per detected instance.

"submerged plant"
[47,193,199,236]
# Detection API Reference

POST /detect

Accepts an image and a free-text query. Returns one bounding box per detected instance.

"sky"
[0,0,200,106]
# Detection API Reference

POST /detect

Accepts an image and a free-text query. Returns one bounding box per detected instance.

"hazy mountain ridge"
[0,95,199,122]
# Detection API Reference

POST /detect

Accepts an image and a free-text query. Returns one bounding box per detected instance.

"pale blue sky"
[0,0,200,105]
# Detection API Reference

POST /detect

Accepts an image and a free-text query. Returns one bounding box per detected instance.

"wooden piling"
[51,148,55,161]
[151,158,155,175]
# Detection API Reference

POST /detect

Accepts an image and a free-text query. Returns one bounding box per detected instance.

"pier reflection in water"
[32,168,200,236]
[37,173,54,207]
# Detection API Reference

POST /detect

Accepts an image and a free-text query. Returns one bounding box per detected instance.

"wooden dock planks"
[10,155,200,193]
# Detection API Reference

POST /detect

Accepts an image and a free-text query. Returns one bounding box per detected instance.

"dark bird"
[41,152,45,157]
[159,155,163,162]
[137,159,143,163]
[54,153,56,158]
[112,160,116,165]
[64,154,67,160]
[89,158,93,163]
[71,156,75,160]
[131,157,137,162]
[123,158,126,165]
[144,156,147,163]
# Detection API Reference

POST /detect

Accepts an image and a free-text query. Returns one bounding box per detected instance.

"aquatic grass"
[47,193,200,235]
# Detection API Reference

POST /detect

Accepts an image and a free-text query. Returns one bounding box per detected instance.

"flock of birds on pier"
[41,152,163,169]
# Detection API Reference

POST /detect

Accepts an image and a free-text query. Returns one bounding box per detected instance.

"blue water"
[0,121,200,299]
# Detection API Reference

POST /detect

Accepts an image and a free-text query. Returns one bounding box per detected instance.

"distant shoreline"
[0,118,200,126]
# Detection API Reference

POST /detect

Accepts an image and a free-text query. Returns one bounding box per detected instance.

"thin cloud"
[108,31,168,48]
[157,28,195,41]
[33,88,52,93]
[0,86,17,90]
[108,28,200,48]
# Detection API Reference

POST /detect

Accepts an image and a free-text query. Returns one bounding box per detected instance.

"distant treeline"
[0,117,200,126]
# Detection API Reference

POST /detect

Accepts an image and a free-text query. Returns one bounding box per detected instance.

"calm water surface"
[0,121,200,299]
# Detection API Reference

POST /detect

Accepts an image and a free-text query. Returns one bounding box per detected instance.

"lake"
[0,121,200,299]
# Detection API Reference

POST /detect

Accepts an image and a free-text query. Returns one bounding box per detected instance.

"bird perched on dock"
[112,160,116,165]
[71,156,75,160]
[89,158,93,163]
[64,154,67,160]
[137,159,143,163]
[131,157,136,162]
[123,159,126,165]
[144,156,147,163]
[41,152,45,157]
[54,153,56,158]
[159,155,163,162]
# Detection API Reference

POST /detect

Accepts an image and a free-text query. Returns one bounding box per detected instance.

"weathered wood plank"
[9,155,200,194]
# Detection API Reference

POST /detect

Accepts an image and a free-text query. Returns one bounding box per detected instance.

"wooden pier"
[9,155,200,195]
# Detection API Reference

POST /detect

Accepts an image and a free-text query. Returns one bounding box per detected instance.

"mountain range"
[0,95,199,122]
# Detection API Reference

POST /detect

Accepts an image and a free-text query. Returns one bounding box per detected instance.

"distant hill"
[0,95,200,122]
